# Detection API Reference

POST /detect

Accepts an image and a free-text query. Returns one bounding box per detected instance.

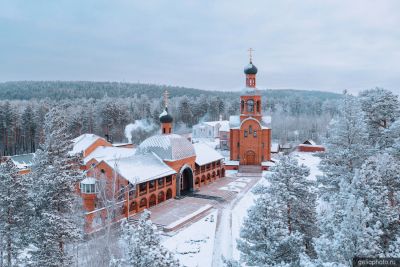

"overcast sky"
[0,0,399,94]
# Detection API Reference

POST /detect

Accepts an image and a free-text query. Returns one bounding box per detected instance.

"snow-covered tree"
[359,87,399,147]
[0,159,29,267]
[237,156,317,266]
[117,210,180,267]
[318,93,371,199]
[315,176,380,265]
[28,107,82,267]
[356,153,400,256]
[237,193,304,266]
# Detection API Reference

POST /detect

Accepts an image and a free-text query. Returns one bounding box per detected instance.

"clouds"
[0,0,399,93]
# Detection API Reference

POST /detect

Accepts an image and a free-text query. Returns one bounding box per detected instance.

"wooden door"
[245,151,256,165]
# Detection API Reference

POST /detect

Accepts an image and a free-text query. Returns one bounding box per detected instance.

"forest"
[0,81,341,156]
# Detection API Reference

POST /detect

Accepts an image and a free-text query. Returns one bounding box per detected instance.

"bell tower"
[240,49,262,121]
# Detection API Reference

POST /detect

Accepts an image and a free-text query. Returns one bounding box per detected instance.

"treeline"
[0,81,341,156]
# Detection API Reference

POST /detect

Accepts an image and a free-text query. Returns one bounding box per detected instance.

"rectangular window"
[139,183,147,192]
[158,178,164,187]
[166,176,172,185]
[253,131,257,137]
[149,180,155,191]
[244,130,248,137]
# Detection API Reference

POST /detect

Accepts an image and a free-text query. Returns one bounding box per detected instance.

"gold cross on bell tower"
[248,48,254,63]
[163,89,169,108]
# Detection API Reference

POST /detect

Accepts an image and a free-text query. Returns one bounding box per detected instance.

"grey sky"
[0,0,399,94]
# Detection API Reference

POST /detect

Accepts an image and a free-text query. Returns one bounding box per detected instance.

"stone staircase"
[238,165,262,176]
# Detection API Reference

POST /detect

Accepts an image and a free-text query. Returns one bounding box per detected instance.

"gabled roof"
[83,146,136,164]
[71,134,106,155]
[10,153,35,169]
[229,115,271,129]
[271,143,279,153]
[303,139,317,146]
[104,152,176,184]
[136,134,195,161]
[193,143,224,166]
[203,120,229,127]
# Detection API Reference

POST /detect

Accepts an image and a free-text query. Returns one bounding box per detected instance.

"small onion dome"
[244,62,258,75]
[159,107,173,123]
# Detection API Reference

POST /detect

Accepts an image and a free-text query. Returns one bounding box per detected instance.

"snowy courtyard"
[159,152,323,267]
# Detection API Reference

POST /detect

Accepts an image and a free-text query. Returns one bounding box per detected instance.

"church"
[75,95,225,232]
[227,52,272,171]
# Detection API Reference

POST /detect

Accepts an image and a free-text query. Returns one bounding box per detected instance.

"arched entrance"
[149,194,156,207]
[245,150,256,165]
[177,166,194,197]
[158,191,165,203]
[166,188,172,200]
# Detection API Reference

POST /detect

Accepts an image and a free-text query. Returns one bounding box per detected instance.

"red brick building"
[76,103,225,232]
[229,57,272,170]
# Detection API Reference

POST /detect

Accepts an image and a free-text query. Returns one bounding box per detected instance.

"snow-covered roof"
[193,143,224,166]
[81,177,96,184]
[240,87,261,95]
[104,153,176,184]
[159,110,168,118]
[271,143,279,153]
[224,160,239,166]
[203,120,229,127]
[303,139,317,146]
[83,146,136,164]
[71,134,105,155]
[261,161,275,167]
[10,153,35,169]
[219,121,230,132]
[229,115,240,128]
[229,115,271,129]
[135,134,195,161]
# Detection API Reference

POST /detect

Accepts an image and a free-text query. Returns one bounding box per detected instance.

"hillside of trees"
[0,81,341,156]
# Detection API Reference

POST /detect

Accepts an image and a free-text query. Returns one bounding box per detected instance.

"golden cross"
[163,89,169,108]
[248,48,254,62]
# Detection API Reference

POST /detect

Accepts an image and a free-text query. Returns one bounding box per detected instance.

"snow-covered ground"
[292,151,322,180]
[163,210,218,267]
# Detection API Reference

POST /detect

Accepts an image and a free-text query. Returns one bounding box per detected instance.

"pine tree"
[318,93,371,199]
[117,210,180,267]
[359,87,400,147]
[237,194,304,266]
[315,176,381,265]
[237,156,317,266]
[0,159,29,266]
[316,93,375,264]
[28,107,82,267]
[356,153,400,256]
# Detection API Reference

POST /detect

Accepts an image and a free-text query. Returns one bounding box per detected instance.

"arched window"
[247,99,254,112]
[249,125,252,134]
[256,100,261,112]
